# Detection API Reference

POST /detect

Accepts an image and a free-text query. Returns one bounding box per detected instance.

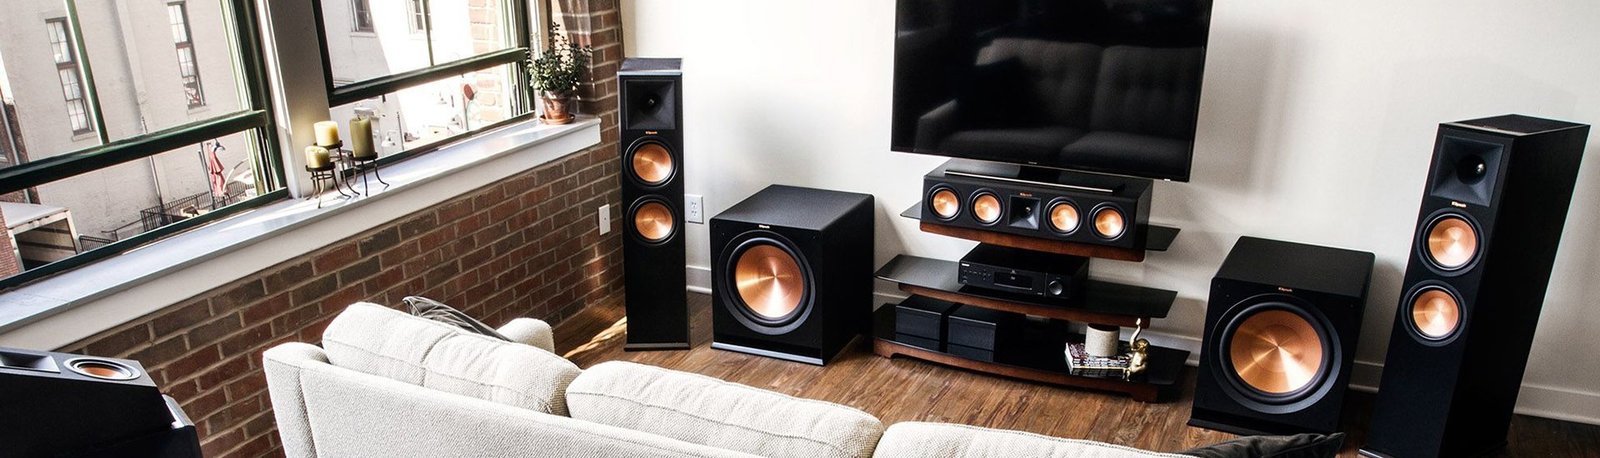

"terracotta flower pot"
[541,91,575,125]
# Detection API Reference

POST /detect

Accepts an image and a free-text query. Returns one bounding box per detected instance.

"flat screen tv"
[891,0,1213,182]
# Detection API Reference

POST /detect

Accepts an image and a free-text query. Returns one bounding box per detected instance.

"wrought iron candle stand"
[347,153,389,196]
[306,141,359,208]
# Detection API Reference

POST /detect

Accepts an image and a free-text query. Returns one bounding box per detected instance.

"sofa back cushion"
[320,302,581,415]
[874,422,1188,458]
[566,361,884,458]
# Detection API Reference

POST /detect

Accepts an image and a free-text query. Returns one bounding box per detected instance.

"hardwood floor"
[555,293,1600,457]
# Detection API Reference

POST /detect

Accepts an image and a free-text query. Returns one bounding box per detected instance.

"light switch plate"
[598,204,611,234]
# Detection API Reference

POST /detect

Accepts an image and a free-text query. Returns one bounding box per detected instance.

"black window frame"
[312,0,540,167]
[0,0,288,289]
[168,2,207,108]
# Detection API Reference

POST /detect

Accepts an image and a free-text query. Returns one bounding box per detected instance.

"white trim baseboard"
[682,263,1600,425]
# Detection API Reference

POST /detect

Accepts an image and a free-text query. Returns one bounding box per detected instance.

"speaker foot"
[623,342,691,351]
[710,341,824,366]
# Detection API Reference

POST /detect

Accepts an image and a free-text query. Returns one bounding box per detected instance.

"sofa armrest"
[498,317,555,353]
[263,342,331,458]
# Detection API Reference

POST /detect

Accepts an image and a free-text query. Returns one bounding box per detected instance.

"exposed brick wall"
[55,2,625,457]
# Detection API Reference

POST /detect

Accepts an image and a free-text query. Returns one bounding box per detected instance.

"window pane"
[323,0,516,88]
[74,0,240,139]
[329,62,523,159]
[0,130,263,281]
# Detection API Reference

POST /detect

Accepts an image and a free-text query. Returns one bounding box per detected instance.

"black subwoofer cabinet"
[710,185,874,365]
[1190,236,1373,436]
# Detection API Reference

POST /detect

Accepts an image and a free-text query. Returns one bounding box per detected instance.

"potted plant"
[528,23,593,125]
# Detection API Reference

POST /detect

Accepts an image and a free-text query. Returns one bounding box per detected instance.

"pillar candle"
[305,145,330,169]
[314,121,340,146]
[349,114,375,159]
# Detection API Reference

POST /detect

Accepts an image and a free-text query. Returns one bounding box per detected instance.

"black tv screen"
[891,0,1212,181]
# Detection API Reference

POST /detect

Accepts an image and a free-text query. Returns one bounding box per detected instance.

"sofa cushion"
[321,302,581,415]
[874,422,1188,458]
[566,361,884,458]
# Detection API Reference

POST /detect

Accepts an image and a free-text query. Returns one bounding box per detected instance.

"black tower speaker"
[710,185,874,365]
[1361,115,1590,458]
[1190,236,1374,436]
[1,347,201,457]
[620,58,688,350]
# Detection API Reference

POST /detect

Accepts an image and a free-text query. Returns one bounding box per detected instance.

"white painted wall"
[622,0,1600,424]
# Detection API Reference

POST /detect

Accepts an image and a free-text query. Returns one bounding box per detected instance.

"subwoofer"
[1361,115,1590,458]
[920,160,1151,250]
[710,185,874,365]
[620,58,688,350]
[0,347,201,457]
[1190,236,1374,436]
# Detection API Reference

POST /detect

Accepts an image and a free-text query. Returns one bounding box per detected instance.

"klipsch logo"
[758,224,771,229]
[1019,192,1034,198]
[1277,286,1294,293]
[1450,201,1468,209]
[645,131,659,135]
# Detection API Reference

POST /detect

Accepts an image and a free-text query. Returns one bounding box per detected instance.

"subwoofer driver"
[1214,296,1339,414]
[717,231,815,335]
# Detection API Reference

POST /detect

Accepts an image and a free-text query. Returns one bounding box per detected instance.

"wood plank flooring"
[555,293,1600,457]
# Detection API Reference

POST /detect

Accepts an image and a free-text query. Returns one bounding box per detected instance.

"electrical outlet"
[685,194,704,224]
[598,204,611,234]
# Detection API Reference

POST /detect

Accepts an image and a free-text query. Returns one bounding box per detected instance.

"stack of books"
[1064,342,1130,377]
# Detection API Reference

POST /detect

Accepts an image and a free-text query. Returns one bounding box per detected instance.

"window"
[0,0,285,287]
[407,0,428,33]
[317,0,539,163]
[45,19,92,135]
[168,2,206,108]
[351,0,374,32]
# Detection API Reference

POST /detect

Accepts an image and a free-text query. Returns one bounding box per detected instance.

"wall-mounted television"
[891,0,1213,182]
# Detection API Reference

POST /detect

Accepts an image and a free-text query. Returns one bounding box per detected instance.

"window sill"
[0,116,601,349]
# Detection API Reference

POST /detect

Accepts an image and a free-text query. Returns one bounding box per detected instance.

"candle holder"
[348,153,389,196]
[305,162,354,208]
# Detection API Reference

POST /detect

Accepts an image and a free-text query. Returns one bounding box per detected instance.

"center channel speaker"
[1,347,202,457]
[1361,115,1590,458]
[921,160,1151,250]
[710,185,874,365]
[620,58,688,350]
[1190,236,1374,436]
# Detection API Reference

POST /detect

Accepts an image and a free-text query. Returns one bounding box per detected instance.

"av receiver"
[921,161,1152,250]
[959,244,1089,299]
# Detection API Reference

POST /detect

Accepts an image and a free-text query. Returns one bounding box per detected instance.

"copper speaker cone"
[1048,201,1080,233]
[972,193,1001,224]
[633,201,675,242]
[1093,206,1126,239]
[733,244,806,320]
[66,358,138,380]
[1425,215,1478,270]
[630,143,675,185]
[1411,288,1462,340]
[931,188,960,219]
[1229,309,1325,395]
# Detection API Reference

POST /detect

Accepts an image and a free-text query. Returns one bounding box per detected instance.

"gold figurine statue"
[1125,319,1150,379]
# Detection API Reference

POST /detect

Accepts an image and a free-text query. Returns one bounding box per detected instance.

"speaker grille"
[1424,214,1479,271]
[1228,309,1326,396]
[629,142,675,186]
[1047,199,1080,234]
[972,191,1001,224]
[632,200,676,243]
[1092,205,1126,239]
[733,243,806,321]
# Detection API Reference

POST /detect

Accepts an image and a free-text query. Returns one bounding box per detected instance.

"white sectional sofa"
[262,303,1197,457]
